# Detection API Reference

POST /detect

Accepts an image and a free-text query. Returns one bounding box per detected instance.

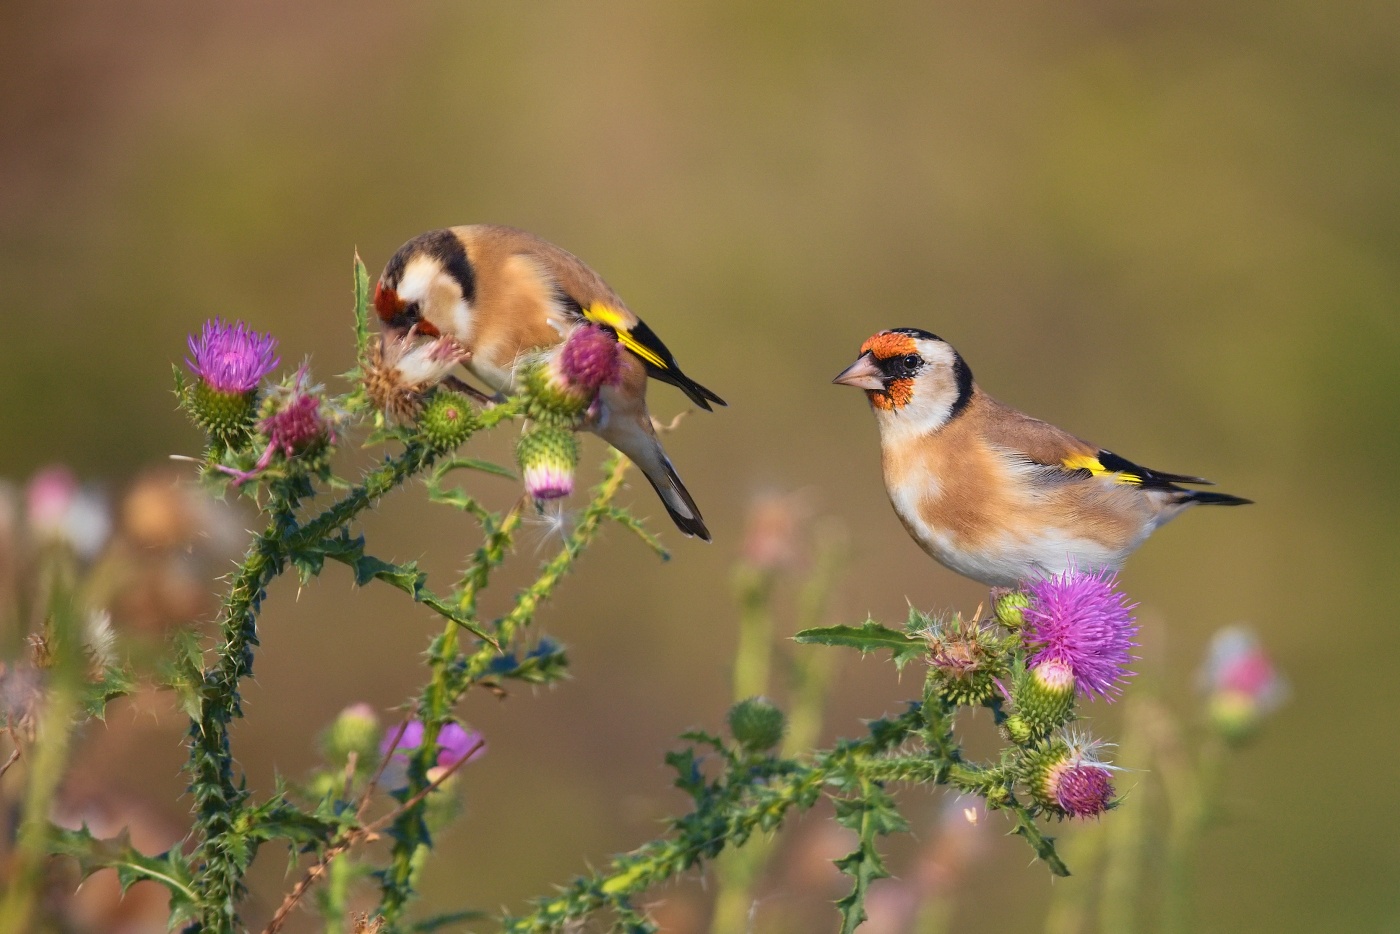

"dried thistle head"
[351,912,385,934]
[923,613,1005,707]
[363,330,467,422]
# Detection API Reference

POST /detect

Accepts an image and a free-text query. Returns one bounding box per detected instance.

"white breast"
[884,449,1139,587]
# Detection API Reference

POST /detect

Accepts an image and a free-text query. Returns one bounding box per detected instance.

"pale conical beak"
[832,352,885,391]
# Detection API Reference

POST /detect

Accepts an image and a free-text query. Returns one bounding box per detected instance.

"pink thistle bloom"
[556,324,622,393]
[260,369,333,457]
[1035,732,1117,818]
[1030,657,1076,693]
[1022,567,1138,701]
[1200,627,1285,706]
[527,325,624,417]
[1046,759,1115,818]
[262,393,324,456]
[185,318,279,394]
[516,426,578,501]
[381,719,486,770]
[523,461,574,501]
[219,369,336,485]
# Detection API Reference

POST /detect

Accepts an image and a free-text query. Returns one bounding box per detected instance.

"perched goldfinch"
[833,328,1249,586]
[373,226,725,540]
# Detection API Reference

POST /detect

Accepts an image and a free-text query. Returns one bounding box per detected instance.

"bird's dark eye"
[901,354,921,371]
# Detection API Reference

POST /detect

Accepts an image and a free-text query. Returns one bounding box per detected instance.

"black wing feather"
[1096,449,1214,488]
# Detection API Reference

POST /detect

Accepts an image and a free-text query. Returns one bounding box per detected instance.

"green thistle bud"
[322,703,381,768]
[1012,660,1077,738]
[516,425,579,500]
[996,590,1032,628]
[185,379,258,450]
[1004,715,1034,745]
[420,391,479,452]
[523,359,590,421]
[727,696,786,751]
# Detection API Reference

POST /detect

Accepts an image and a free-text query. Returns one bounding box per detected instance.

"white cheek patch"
[396,257,439,304]
[451,299,473,341]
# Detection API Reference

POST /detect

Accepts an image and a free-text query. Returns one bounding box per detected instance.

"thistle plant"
[11,252,1263,934]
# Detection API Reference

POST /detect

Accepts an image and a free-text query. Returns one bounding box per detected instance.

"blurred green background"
[4,1,1398,931]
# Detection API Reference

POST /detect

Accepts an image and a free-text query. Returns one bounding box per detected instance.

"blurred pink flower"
[26,466,111,559]
[381,719,486,771]
[1199,626,1287,740]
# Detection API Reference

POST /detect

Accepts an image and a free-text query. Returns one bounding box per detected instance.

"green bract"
[728,697,787,751]
[419,390,479,452]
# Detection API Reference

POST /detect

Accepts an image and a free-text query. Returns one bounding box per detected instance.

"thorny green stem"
[710,566,778,934]
[187,441,454,933]
[377,452,635,927]
[187,520,286,933]
[502,703,1067,933]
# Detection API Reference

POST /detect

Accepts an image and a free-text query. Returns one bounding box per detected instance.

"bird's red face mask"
[833,332,920,410]
[373,282,439,337]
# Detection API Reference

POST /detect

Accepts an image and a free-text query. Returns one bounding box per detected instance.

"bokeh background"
[3,1,1398,931]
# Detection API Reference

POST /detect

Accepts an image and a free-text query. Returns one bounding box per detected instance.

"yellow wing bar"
[1062,453,1143,485]
[583,303,667,369]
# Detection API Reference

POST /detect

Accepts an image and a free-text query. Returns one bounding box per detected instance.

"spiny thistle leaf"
[83,665,136,721]
[160,627,206,721]
[291,547,327,585]
[352,554,426,596]
[434,456,517,481]
[353,252,372,359]
[50,824,199,925]
[486,639,570,685]
[832,784,905,934]
[795,620,927,671]
[242,795,339,849]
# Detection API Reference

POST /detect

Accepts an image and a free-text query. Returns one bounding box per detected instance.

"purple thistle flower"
[1031,731,1118,818]
[186,318,279,394]
[260,370,331,457]
[1046,759,1115,818]
[262,393,323,456]
[1022,567,1138,701]
[381,719,486,771]
[557,324,622,392]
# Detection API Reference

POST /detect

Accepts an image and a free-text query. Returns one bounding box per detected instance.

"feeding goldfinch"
[373,226,724,540]
[833,328,1249,586]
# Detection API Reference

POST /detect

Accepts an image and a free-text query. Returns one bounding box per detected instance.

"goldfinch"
[372,226,725,540]
[833,328,1249,586]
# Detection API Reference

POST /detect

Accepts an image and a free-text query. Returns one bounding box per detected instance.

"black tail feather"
[645,363,727,411]
[1184,490,1253,506]
[640,457,711,541]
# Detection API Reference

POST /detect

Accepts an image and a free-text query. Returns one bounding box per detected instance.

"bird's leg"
[442,375,500,406]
